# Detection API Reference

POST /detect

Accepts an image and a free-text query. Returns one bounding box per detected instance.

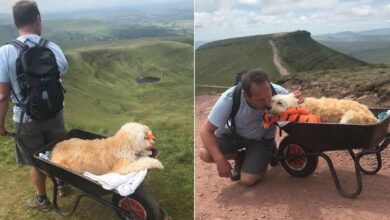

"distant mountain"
[196,30,368,88]
[358,28,390,36]
[314,28,390,41]
[0,1,193,47]
[314,28,390,64]
[0,14,12,24]
[0,20,187,48]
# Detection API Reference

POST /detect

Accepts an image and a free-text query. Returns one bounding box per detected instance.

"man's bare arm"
[0,83,10,136]
[200,120,232,177]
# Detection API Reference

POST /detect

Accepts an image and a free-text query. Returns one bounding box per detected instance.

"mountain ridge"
[196,30,368,91]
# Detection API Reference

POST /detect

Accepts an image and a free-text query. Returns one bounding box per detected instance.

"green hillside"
[196,30,369,95]
[0,38,193,219]
[272,31,369,73]
[316,40,390,64]
[196,34,278,86]
[348,46,390,64]
[0,19,191,49]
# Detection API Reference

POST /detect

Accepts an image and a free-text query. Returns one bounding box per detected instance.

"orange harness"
[263,107,320,129]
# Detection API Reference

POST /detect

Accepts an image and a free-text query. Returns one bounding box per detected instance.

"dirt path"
[195,94,390,220]
[197,85,230,89]
[269,40,289,76]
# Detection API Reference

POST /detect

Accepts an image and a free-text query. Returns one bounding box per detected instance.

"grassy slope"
[0,38,194,219]
[195,34,278,87]
[272,31,369,73]
[196,31,370,95]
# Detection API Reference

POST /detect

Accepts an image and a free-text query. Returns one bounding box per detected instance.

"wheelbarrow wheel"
[112,186,160,220]
[278,136,318,178]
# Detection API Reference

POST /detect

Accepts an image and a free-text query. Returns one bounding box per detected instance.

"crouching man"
[199,69,302,186]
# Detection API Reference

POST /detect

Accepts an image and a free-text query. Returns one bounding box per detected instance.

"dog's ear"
[116,123,149,151]
[276,99,286,109]
[285,93,300,107]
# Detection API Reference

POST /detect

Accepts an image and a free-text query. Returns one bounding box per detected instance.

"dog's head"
[116,122,155,153]
[269,94,300,116]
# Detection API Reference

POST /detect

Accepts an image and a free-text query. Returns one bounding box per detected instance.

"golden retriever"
[269,94,378,124]
[50,122,164,175]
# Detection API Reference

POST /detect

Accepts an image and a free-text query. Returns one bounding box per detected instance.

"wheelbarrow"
[23,129,169,219]
[274,108,390,198]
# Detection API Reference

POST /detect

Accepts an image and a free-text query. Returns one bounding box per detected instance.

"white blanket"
[83,170,147,196]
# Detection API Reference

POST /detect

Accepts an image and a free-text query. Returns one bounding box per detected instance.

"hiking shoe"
[58,184,70,197]
[26,196,51,212]
[231,150,245,181]
[269,155,279,167]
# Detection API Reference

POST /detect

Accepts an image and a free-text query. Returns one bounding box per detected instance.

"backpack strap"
[7,40,30,106]
[38,38,48,47]
[234,70,248,85]
[229,69,247,131]
[230,82,242,121]
[227,83,242,138]
[8,40,29,51]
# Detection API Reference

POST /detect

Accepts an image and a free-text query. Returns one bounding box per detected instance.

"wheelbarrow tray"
[31,129,164,219]
[278,108,390,151]
[32,129,115,196]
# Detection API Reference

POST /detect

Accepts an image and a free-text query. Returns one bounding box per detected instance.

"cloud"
[195,0,390,40]
[238,0,261,5]
[195,8,259,29]
[195,0,216,11]
[350,5,375,16]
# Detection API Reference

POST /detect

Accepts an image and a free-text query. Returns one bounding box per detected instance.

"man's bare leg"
[199,147,265,186]
[240,172,264,187]
[30,167,46,195]
[198,147,236,163]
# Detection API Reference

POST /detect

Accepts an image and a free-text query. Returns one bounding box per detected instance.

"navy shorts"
[14,111,66,165]
[215,128,274,175]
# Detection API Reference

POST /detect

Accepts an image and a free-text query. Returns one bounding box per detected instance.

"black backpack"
[227,70,277,138]
[8,38,65,121]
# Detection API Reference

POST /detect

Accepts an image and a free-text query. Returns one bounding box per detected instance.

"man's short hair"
[13,0,40,28]
[240,69,269,96]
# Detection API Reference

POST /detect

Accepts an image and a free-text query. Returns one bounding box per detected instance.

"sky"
[195,0,390,41]
[0,0,185,14]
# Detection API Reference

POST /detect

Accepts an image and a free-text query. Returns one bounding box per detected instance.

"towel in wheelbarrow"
[83,170,147,196]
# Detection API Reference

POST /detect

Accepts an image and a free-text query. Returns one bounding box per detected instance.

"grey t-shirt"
[208,83,289,140]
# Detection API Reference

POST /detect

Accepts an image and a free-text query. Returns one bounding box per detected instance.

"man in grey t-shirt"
[199,69,302,186]
[0,1,68,211]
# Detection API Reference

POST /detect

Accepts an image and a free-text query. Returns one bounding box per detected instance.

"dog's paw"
[151,159,164,170]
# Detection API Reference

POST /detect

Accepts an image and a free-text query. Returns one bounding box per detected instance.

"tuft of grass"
[379,87,390,102]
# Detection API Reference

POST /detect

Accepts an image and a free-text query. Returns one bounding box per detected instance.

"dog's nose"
[265,105,272,111]
[147,141,154,150]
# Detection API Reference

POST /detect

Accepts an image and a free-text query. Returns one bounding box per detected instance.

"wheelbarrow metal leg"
[318,152,363,199]
[48,174,86,217]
